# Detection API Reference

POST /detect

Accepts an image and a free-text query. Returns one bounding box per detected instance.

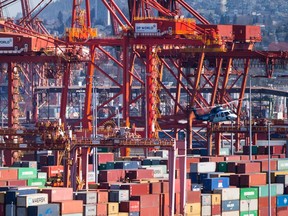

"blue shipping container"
[114,161,141,169]
[188,172,199,183]
[5,188,38,204]
[277,195,288,207]
[203,177,229,192]
[129,212,140,216]
[222,200,240,212]
[28,203,60,216]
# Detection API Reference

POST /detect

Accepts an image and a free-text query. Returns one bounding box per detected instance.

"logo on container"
[0,38,13,47]
[217,180,223,188]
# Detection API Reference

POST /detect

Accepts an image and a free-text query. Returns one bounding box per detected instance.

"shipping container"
[83,204,97,216]
[190,162,216,173]
[41,187,73,202]
[109,189,129,202]
[214,188,239,200]
[203,177,230,192]
[107,202,119,214]
[240,187,258,200]
[222,200,240,212]
[277,194,288,207]
[119,200,140,212]
[201,194,211,206]
[58,200,83,214]
[75,191,97,204]
[185,203,201,215]
[239,199,258,211]
[17,193,48,207]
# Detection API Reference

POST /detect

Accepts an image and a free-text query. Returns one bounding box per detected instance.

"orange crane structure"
[0,0,288,185]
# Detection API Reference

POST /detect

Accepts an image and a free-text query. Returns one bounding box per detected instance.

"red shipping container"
[88,164,93,172]
[259,196,277,208]
[41,187,73,202]
[98,170,125,182]
[211,205,221,215]
[96,203,107,216]
[277,206,288,216]
[160,193,169,206]
[200,156,224,162]
[174,192,180,215]
[140,207,159,216]
[57,200,83,214]
[98,153,114,164]
[255,155,269,160]
[0,181,6,187]
[237,162,261,173]
[119,200,140,212]
[0,169,18,181]
[259,207,277,216]
[240,173,266,187]
[161,181,169,193]
[161,205,170,216]
[41,165,64,178]
[270,146,285,154]
[96,190,108,203]
[186,157,200,170]
[130,194,160,208]
[149,182,161,194]
[233,25,261,42]
[126,169,154,180]
[240,155,250,161]
[120,183,149,196]
[257,160,277,172]
[6,179,26,186]
[186,191,201,203]
[224,155,241,161]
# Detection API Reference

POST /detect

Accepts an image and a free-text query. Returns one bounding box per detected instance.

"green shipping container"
[217,162,228,172]
[240,188,258,200]
[252,184,277,197]
[240,210,258,216]
[97,148,109,153]
[106,162,115,169]
[17,168,37,180]
[27,178,46,187]
[98,164,107,170]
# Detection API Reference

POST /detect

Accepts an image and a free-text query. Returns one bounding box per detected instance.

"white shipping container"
[201,205,211,215]
[240,199,258,211]
[17,193,48,207]
[201,194,211,206]
[83,204,97,216]
[87,172,95,182]
[37,172,47,180]
[142,165,167,178]
[222,211,240,216]
[190,162,216,173]
[272,183,284,195]
[214,188,240,201]
[155,150,169,158]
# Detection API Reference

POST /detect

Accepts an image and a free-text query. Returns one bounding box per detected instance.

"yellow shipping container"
[211,194,221,205]
[118,213,129,216]
[107,202,119,215]
[185,202,201,215]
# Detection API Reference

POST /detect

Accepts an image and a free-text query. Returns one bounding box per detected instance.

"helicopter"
[190,105,237,123]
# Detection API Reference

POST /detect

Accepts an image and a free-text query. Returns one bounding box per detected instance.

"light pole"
[92,77,98,183]
[267,121,271,216]
[249,75,253,161]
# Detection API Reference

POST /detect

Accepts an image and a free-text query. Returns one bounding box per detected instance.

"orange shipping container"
[240,173,267,187]
[96,203,107,216]
[0,169,18,181]
[57,200,83,214]
[41,187,73,202]
[41,165,64,178]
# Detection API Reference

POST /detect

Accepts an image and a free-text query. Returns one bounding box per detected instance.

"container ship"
[1,0,288,215]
